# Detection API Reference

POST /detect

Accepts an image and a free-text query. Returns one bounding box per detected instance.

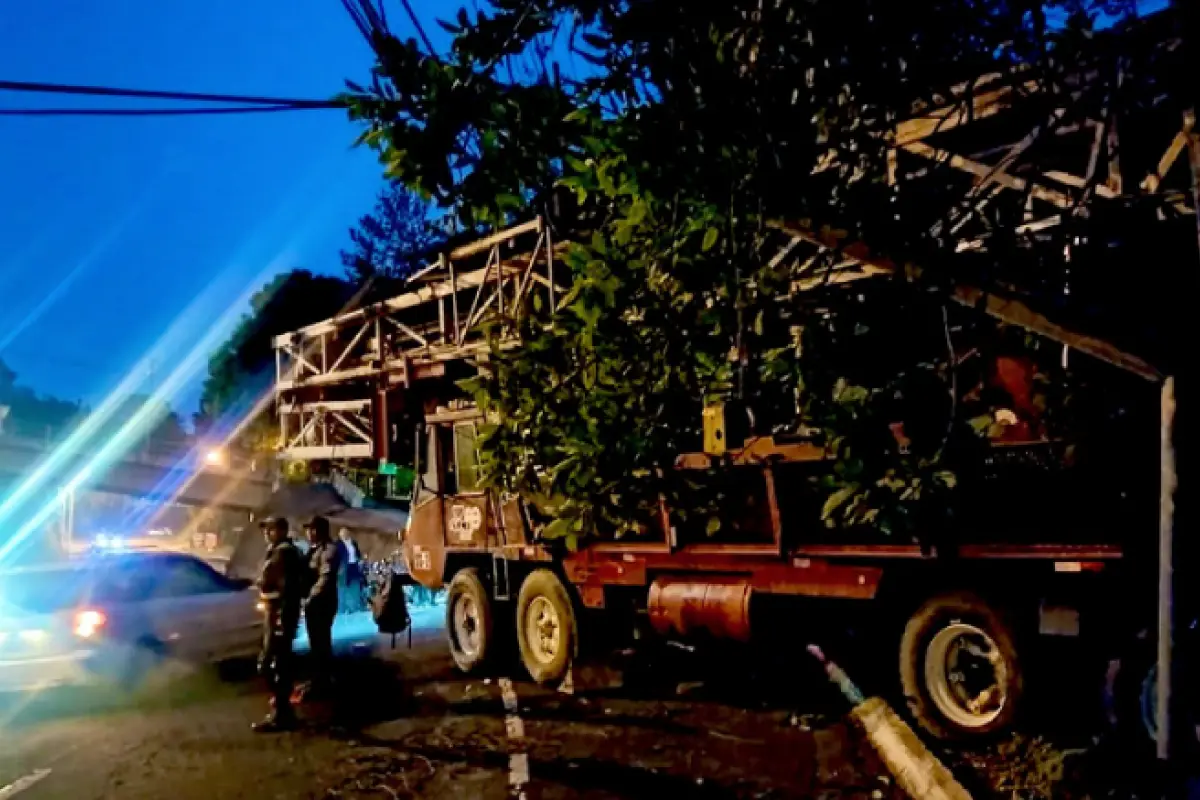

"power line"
[0,105,332,117]
[397,0,436,55]
[0,79,342,109]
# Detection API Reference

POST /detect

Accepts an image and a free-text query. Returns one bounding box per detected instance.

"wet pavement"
[0,608,903,799]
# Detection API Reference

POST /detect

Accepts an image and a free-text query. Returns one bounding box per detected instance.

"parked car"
[0,551,263,693]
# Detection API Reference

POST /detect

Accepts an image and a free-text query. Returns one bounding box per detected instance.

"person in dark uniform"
[253,516,305,732]
[303,515,341,696]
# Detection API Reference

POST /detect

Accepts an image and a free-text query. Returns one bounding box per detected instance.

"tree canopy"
[342,0,1181,542]
[0,357,81,440]
[341,181,445,288]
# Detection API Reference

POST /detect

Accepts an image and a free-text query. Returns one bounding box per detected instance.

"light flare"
[0,257,286,565]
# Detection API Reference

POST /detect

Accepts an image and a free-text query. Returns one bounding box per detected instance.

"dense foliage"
[0,358,81,439]
[342,0,1169,542]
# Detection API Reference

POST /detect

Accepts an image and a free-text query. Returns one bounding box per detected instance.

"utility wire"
[0,105,332,117]
[0,79,343,109]
[397,0,436,54]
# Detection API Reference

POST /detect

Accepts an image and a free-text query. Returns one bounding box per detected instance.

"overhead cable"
[0,105,331,117]
[0,79,343,109]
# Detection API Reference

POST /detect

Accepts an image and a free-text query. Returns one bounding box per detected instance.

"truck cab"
[402,406,529,592]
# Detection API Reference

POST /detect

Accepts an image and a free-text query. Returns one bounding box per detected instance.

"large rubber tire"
[899,592,1023,740]
[446,567,495,674]
[1102,630,1192,754]
[516,569,577,685]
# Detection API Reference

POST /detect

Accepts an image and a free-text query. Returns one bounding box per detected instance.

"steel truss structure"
[274,217,562,460]
[762,10,1191,384]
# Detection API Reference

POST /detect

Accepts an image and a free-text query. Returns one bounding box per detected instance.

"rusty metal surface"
[403,497,447,589]
[579,585,606,609]
[497,495,528,546]
[564,548,883,601]
[444,496,489,548]
[647,577,754,642]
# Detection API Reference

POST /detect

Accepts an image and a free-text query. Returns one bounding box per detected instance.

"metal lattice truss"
[888,26,1193,253]
[762,16,1192,384]
[275,218,563,460]
[764,220,1163,381]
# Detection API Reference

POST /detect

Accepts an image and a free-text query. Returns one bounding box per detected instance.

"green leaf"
[705,516,721,536]
[627,200,647,226]
[702,227,720,252]
[496,193,522,210]
[542,517,572,540]
[821,484,859,521]
[933,470,958,489]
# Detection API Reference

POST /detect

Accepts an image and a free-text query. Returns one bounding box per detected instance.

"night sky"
[0,1,447,421]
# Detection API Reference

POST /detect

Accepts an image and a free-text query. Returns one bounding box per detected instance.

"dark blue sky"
[0,1,447,421]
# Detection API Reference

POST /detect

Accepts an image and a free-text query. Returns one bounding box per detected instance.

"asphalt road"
[0,608,902,800]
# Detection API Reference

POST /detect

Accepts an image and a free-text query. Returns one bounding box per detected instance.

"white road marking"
[497,678,529,797]
[505,714,526,740]
[0,769,51,799]
[499,677,519,712]
[508,754,530,786]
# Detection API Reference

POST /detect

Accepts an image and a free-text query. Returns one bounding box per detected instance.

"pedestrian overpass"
[0,435,275,513]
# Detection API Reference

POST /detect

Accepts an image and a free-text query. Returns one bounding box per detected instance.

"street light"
[204,448,226,467]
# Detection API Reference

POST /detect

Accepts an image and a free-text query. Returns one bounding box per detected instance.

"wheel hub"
[453,594,481,658]
[924,622,1007,729]
[526,596,561,665]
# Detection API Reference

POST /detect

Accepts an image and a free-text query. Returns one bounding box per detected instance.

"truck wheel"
[899,592,1022,740]
[1103,631,1175,750]
[446,568,494,674]
[516,569,577,684]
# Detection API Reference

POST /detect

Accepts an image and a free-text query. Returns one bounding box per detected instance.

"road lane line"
[497,678,529,799]
[499,677,519,712]
[0,769,51,799]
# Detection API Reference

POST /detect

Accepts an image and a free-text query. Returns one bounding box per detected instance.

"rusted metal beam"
[894,77,1042,145]
[770,221,1163,382]
[900,141,1076,208]
[950,285,1161,381]
[449,217,541,260]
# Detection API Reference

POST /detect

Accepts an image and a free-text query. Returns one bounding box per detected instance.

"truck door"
[403,424,447,589]
[443,422,491,549]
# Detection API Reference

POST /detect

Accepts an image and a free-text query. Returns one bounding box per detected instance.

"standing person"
[303,516,341,696]
[338,527,366,613]
[254,517,305,732]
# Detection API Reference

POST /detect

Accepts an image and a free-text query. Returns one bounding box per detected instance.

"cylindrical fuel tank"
[647,577,753,642]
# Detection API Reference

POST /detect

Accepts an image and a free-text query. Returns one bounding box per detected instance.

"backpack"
[372,570,411,635]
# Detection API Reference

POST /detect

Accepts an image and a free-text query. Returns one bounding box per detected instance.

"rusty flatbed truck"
[401,402,1132,742]
[271,217,1156,742]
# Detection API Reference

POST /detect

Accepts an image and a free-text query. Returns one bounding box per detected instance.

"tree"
[342,1,1169,542]
[341,181,444,287]
[0,357,82,440]
[198,271,356,453]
